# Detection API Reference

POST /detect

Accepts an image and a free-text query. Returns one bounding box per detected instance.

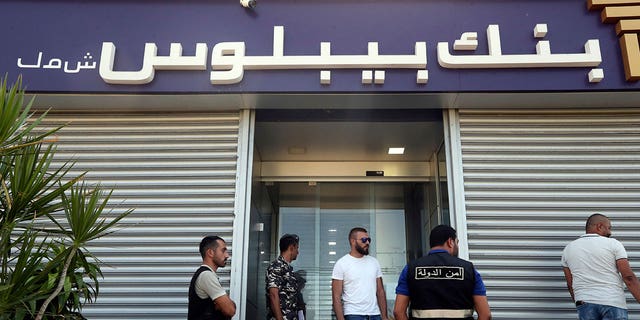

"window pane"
[278,183,407,319]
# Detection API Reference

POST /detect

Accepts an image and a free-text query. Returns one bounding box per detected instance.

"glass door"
[276,182,408,319]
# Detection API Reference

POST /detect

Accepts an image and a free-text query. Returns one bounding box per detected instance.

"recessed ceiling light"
[388,147,405,155]
[288,146,307,155]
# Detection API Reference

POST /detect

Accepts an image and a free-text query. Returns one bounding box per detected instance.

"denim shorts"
[344,315,382,320]
[577,302,628,320]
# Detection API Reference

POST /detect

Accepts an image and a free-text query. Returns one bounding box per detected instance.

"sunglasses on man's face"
[360,237,372,244]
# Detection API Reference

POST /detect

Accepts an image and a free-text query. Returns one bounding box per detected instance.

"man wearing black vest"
[393,225,491,320]
[188,235,237,320]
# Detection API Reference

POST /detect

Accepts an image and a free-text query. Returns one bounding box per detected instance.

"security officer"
[393,225,491,320]
[188,236,236,320]
[266,234,301,320]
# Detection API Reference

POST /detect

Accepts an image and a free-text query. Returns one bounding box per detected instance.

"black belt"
[576,300,585,307]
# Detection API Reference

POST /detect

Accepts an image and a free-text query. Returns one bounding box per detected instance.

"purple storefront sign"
[0,0,635,93]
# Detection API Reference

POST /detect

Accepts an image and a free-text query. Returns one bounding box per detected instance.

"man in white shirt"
[562,213,640,320]
[331,227,388,320]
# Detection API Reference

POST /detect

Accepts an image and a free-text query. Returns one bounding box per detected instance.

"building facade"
[3,0,640,319]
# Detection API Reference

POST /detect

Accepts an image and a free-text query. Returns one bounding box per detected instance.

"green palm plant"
[35,183,133,320]
[0,75,134,319]
[0,230,51,319]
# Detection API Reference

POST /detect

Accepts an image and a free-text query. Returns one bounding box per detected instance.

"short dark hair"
[349,227,368,241]
[199,235,224,259]
[279,234,299,252]
[429,225,457,247]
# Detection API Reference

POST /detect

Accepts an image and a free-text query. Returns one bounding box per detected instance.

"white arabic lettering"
[210,26,427,85]
[99,42,208,84]
[17,51,97,73]
[438,24,602,68]
[43,58,62,69]
[18,23,606,85]
[17,52,43,68]
[437,24,604,82]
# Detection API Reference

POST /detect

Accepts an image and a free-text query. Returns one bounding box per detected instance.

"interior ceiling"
[255,120,443,162]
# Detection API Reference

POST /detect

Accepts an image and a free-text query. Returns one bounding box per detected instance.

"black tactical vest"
[188,266,229,320]
[406,251,476,320]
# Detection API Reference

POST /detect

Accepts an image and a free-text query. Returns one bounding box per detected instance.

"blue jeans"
[577,302,628,320]
[344,315,382,320]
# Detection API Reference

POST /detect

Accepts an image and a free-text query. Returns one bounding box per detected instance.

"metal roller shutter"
[456,108,640,319]
[33,111,241,319]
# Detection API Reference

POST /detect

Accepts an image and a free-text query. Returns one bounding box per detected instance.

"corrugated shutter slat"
[32,112,240,320]
[458,109,640,319]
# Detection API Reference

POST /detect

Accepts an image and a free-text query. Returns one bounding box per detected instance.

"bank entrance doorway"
[245,109,449,319]
[276,181,443,319]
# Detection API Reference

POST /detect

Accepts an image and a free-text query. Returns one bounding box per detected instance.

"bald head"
[586,213,612,237]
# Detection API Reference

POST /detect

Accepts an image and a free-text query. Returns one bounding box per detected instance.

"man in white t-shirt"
[562,213,640,320]
[331,227,388,320]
